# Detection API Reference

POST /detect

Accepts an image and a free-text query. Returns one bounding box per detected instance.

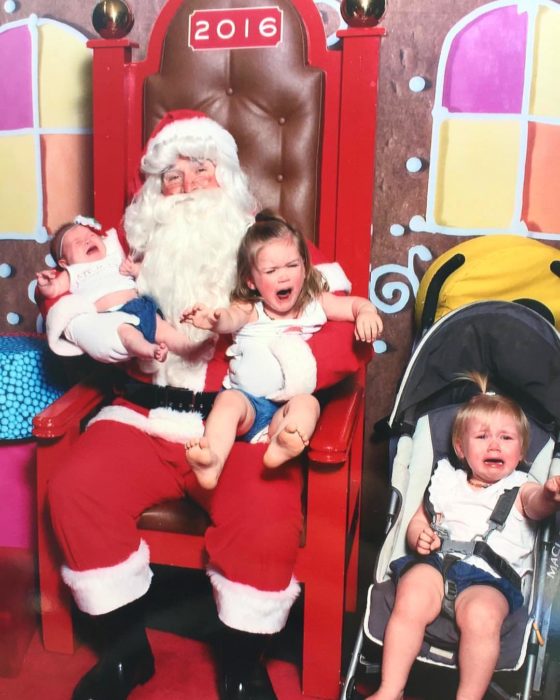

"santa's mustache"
[151,187,231,225]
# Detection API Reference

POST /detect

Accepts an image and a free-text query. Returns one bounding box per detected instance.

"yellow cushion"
[415,235,560,330]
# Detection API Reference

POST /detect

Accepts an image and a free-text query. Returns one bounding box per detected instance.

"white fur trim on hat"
[88,404,205,443]
[61,540,153,615]
[266,335,317,402]
[208,567,300,634]
[143,116,239,175]
[316,261,352,294]
[45,294,97,357]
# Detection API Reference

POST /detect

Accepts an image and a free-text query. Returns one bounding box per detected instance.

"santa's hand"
[227,342,285,397]
[119,255,141,279]
[355,308,383,343]
[227,336,317,400]
[416,527,440,555]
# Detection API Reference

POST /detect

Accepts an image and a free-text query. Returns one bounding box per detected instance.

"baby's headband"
[57,216,101,260]
[73,215,101,230]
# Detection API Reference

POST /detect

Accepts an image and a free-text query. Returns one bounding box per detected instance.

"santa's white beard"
[133,188,253,389]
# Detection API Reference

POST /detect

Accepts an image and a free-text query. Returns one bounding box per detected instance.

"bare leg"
[118,324,168,362]
[156,318,201,358]
[263,394,320,469]
[454,586,509,700]
[366,564,444,700]
[185,390,255,489]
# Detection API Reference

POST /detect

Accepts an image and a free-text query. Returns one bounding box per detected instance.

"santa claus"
[43,110,366,700]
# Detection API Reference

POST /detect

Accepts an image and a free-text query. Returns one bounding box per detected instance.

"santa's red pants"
[48,420,303,633]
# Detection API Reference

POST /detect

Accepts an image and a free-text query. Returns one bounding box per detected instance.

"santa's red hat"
[146,109,207,142]
[140,109,242,180]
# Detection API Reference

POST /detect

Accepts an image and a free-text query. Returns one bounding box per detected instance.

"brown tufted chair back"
[138,0,323,243]
[91,0,382,296]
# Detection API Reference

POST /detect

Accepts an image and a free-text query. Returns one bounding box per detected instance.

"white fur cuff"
[88,404,205,443]
[315,262,352,294]
[208,567,300,634]
[61,540,153,615]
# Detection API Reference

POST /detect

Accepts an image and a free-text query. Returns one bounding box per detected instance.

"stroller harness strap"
[487,487,521,530]
[439,539,522,588]
[424,485,522,618]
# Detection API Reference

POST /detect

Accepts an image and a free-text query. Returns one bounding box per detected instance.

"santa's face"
[161,157,219,196]
[59,225,107,266]
[248,236,305,319]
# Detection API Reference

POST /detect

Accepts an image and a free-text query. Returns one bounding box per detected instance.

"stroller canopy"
[390,300,560,432]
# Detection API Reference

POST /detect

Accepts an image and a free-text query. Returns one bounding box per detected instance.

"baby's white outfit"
[66,228,136,302]
[46,229,141,362]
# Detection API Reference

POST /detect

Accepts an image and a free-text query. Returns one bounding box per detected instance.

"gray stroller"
[341,300,560,700]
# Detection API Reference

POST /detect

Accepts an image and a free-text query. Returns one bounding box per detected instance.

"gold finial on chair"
[92,0,134,39]
[340,0,386,27]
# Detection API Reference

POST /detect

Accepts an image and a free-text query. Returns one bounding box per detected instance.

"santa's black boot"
[71,596,155,700]
[218,627,278,700]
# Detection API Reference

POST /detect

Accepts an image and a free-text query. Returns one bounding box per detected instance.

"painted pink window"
[427,1,560,239]
[0,16,92,241]
[0,25,33,130]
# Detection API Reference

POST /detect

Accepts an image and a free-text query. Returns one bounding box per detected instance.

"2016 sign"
[188,7,283,50]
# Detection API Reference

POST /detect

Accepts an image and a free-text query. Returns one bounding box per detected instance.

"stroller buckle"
[440,539,475,557]
[432,522,449,540]
[444,578,457,600]
[442,579,458,620]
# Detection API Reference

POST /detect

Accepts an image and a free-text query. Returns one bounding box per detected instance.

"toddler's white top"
[234,299,327,342]
[429,459,537,579]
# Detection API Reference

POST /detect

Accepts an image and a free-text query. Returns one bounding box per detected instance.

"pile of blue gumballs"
[0,335,68,440]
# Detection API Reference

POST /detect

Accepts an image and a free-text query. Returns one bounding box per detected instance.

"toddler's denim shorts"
[119,295,160,343]
[237,391,281,442]
[390,552,524,613]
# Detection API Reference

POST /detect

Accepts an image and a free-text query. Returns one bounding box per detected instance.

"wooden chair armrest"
[307,375,364,466]
[32,376,113,440]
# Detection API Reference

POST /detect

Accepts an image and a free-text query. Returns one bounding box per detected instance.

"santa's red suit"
[44,111,367,637]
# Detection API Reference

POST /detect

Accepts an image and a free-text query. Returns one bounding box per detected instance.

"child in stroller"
[367,372,560,700]
[342,298,560,700]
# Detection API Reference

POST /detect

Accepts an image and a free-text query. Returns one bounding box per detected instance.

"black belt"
[122,382,217,419]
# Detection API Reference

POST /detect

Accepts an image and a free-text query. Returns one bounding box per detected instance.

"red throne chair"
[32,1,383,697]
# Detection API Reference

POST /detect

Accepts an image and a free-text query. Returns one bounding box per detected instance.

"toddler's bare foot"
[154,342,168,362]
[185,437,224,489]
[263,424,309,468]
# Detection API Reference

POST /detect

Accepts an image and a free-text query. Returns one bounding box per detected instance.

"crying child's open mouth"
[276,288,292,300]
